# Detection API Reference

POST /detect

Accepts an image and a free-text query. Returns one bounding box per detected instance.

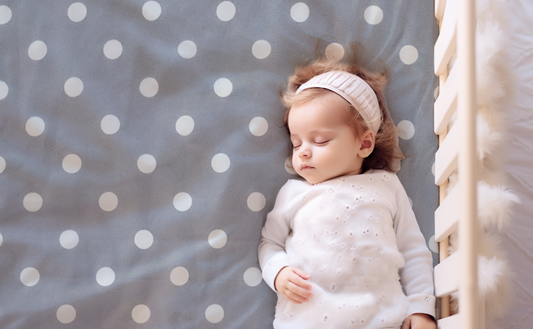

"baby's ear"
[358,129,375,158]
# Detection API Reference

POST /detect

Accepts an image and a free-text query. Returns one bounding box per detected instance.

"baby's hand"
[401,313,436,329]
[274,266,313,304]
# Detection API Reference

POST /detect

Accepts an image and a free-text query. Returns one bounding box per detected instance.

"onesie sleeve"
[392,175,436,319]
[258,180,293,292]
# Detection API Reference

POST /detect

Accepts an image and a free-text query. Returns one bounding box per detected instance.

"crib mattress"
[0,1,438,328]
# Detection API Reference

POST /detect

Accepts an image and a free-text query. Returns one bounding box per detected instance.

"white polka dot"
[140,77,159,98]
[101,115,120,135]
[170,267,189,286]
[20,267,40,286]
[178,40,197,59]
[399,45,419,65]
[175,115,194,136]
[208,229,227,249]
[249,117,268,136]
[68,3,87,22]
[0,232,3,247]
[325,43,344,62]
[137,154,156,174]
[64,77,84,97]
[216,1,235,22]
[62,154,82,174]
[252,40,271,59]
[142,1,161,21]
[247,192,266,212]
[23,193,43,212]
[243,267,262,287]
[285,157,297,175]
[397,120,415,140]
[290,3,309,22]
[57,305,76,324]
[134,230,154,249]
[432,162,435,176]
[211,153,230,173]
[0,80,8,100]
[0,156,6,174]
[28,41,47,61]
[26,117,45,137]
[428,235,439,253]
[96,267,115,286]
[132,305,151,324]
[0,5,13,25]
[364,5,383,25]
[173,192,192,211]
[434,86,439,100]
[60,230,79,249]
[103,40,123,60]
[99,192,118,212]
[205,304,224,323]
[214,78,232,97]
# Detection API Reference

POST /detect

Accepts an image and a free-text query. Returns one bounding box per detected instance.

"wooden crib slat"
[434,251,460,297]
[434,65,458,135]
[435,123,458,186]
[434,0,458,76]
[435,185,459,242]
[437,313,461,329]
[435,0,447,22]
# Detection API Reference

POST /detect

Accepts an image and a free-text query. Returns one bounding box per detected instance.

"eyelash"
[292,140,330,149]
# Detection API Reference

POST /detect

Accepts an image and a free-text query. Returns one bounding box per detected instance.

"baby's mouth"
[301,165,314,170]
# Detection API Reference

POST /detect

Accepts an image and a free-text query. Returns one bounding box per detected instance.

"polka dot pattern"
[28,41,47,60]
[0,5,12,25]
[0,1,437,326]
[26,117,45,137]
[205,304,224,324]
[57,305,76,324]
[20,267,40,287]
[0,81,8,100]
[399,45,419,65]
[216,1,235,22]
[103,40,123,60]
[96,267,115,286]
[290,3,309,22]
[397,120,415,140]
[60,230,79,249]
[208,229,227,249]
[143,1,161,21]
[68,3,87,22]
[132,305,151,323]
[214,78,232,97]
[64,78,84,97]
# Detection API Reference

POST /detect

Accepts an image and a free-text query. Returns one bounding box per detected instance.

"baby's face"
[288,98,365,184]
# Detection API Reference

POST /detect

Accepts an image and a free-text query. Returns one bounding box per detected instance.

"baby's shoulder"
[359,169,401,186]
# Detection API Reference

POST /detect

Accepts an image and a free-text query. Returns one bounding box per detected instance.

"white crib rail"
[433,0,483,328]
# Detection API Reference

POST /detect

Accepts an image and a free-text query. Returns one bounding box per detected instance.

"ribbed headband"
[296,71,382,134]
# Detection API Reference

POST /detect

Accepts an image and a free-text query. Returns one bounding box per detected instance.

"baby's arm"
[392,176,437,321]
[402,313,436,329]
[258,180,313,303]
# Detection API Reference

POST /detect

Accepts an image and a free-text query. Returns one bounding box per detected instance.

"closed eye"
[316,140,330,145]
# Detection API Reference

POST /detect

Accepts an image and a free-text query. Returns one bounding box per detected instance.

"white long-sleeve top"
[258,170,435,329]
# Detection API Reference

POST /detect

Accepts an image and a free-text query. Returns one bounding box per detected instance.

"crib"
[0,0,530,328]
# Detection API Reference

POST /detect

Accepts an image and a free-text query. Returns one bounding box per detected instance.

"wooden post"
[458,0,479,328]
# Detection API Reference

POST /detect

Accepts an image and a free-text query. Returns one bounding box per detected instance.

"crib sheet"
[0,1,438,328]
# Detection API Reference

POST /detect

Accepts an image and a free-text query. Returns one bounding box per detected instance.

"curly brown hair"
[281,54,403,173]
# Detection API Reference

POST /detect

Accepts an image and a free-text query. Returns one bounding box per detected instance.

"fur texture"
[443,0,517,323]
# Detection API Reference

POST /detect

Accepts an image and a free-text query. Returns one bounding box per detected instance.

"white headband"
[296,71,382,134]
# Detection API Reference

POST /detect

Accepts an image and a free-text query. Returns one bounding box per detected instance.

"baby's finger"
[284,287,310,303]
[290,273,313,291]
[288,282,313,300]
[283,293,303,305]
[292,267,311,280]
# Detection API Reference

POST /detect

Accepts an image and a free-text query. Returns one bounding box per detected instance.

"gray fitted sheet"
[0,1,438,328]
